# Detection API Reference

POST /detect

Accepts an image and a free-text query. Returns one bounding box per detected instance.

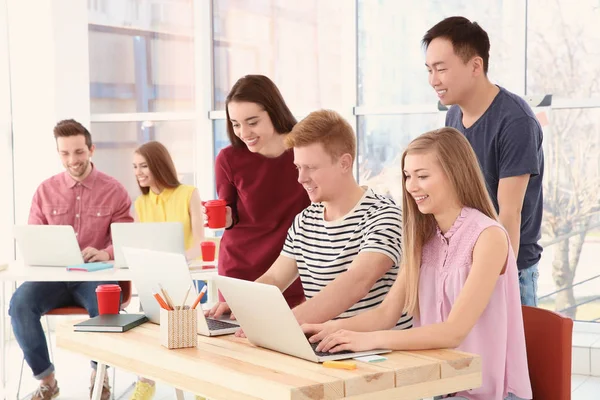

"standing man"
[9,119,133,400]
[423,16,544,306]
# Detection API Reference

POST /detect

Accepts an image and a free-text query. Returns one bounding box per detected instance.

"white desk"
[0,261,218,399]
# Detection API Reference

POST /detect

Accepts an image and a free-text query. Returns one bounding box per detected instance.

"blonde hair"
[285,110,356,163]
[401,127,498,315]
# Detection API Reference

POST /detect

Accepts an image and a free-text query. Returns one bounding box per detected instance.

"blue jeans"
[518,262,539,306]
[9,281,118,379]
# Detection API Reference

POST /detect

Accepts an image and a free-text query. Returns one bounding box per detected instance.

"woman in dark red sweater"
[210,75,310,309]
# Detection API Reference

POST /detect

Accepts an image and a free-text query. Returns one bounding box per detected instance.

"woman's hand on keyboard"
[302,321,340,344]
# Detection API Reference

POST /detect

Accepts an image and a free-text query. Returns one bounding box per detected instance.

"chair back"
[522,305,573,399]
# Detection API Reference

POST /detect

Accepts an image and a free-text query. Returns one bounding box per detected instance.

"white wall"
[0,0,14,262]
[6,0,90,229]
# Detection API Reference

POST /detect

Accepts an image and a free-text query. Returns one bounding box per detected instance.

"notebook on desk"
[66,262,113,272]
[74,314,148,333]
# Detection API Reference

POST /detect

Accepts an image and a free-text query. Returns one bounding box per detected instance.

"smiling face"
[294,142,350,204]
[228,101,281,156]
[425,37,478,106]
[403,150,458,216]
[132,152,155,189]
[56,135,94,180]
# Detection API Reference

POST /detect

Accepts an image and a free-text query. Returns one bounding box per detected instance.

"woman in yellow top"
[133,140,204,260]
[130,140,205,400]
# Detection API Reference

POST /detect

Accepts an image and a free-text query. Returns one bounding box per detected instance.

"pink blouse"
[416,207,532,400]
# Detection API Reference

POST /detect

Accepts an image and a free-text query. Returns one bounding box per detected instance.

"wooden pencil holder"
[160,307,197,349]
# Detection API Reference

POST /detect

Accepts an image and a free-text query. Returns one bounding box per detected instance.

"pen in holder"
[160,306,198,349]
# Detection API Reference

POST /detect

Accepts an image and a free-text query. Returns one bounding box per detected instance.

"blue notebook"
[66,262,113,272]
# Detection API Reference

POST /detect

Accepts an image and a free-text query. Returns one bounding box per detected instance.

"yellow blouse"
[134,184,196,250]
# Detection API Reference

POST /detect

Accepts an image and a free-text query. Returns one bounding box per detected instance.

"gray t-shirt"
[446,86,544,270]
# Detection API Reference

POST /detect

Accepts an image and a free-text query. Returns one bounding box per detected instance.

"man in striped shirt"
[209,110,412,330]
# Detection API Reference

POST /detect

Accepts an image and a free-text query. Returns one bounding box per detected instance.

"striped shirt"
[282,187,413,329]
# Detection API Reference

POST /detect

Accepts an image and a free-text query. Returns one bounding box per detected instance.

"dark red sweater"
[215,145,309,307]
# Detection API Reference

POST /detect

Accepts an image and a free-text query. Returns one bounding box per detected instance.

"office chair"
[16,281,132,400]
[522,305,573,399]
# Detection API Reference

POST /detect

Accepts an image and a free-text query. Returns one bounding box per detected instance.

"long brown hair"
[134,141,181,195]
[401,127,498,315]
[225,75,297,147]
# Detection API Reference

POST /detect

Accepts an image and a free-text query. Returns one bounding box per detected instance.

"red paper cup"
[201,241,216,261]
[204,199,227,229]
[96,284,121,315]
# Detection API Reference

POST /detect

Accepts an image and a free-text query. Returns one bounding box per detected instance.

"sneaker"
[129,380,156,400]
[32,380,59,400]
[89,370,111,400]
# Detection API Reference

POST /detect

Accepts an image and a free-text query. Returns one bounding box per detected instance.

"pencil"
[191,285,208,310]
[152,290,171,310]
[158,284,175,309]
[181,284,192,308]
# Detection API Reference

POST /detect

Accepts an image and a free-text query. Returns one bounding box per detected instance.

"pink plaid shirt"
[28,165,133,259]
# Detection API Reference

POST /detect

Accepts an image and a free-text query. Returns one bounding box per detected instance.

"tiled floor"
[1,329,599,399]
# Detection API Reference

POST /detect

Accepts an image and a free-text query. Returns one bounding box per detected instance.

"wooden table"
[57,321,482,400]
[0,260,217,397]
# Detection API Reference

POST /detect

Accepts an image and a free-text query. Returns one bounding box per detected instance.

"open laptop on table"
[215,276,391,362]
[111,222,185,269]
[121,247,238,336]
[13,225,84,266]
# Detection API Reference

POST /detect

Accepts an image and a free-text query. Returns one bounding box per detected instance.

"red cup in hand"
[96,284,121,315]
[204,199,227,229]
[201,241,216,262]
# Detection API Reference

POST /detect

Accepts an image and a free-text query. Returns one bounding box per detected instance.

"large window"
[88,0,197,202]
[357,0,525,107]
[212,0,352,111]
[526,0,600,321]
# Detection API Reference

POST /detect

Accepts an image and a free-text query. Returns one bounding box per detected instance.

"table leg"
[91,363,106,400]
[175,388,184,400]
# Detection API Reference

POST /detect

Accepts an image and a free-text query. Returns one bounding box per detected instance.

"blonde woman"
[303,128,532,400]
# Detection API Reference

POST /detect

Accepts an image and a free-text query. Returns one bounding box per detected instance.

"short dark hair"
[134,141,181,195]
[53,119,93,149]
[225,75,297,147]
[422,16,491,74]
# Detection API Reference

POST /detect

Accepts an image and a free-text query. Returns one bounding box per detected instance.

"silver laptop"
[13,225,84,266]
[111,222,185,269]
[121,247,238,336]
[215,276,391,362]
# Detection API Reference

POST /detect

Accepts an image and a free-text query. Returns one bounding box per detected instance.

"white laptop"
[215,276,391,362]
[111,222,186,269]
[121,247,238,336]
[13,225,84,266]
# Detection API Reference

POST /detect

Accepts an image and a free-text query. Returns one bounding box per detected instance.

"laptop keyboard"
[311,341,354,357]
[207,318,239,331]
